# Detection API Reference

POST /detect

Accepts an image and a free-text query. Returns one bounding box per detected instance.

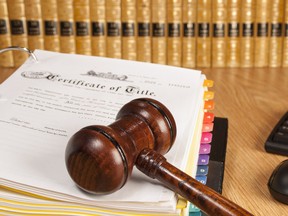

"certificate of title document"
[0,50,205,211]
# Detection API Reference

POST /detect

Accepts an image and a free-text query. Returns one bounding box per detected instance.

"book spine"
[152,0,167,64]
[24,0,44,50]
[254,0,270,67]
[167,0,182,66]
[106,0,122,59]
[73,0,91,55]
[283,0,288,67]
[226,0,241,67]
[211,0,227,68]
[57,0,76,54]
[7,0,28,67]
[41,0,60,52]
[240,0,255,68]
[268,0,284,68]
[196,0,212,68]
[0,0,14,67]
[121,0,137,60]
[182,0,197,69]
[90,0,106,57]
[136,0,151,62]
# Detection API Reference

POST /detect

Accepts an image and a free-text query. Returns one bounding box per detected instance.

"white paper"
[0,50,204,210]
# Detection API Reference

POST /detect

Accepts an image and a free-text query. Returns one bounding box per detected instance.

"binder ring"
[0,46,38,62]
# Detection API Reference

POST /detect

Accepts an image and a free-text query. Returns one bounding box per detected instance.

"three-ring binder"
[0,46,38,62]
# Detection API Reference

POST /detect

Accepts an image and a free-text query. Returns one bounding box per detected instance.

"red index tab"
[201,132,212,143]
[202,123,214,132]
[203,112,214,123]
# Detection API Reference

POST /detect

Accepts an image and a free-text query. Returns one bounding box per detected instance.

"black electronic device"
[268,159,288,205]
[264,112,288,156]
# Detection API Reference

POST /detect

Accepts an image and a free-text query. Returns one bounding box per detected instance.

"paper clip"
[0,46,38,62]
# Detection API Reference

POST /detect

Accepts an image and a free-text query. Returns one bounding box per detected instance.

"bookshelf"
[1,66,288,215]
[1,0,288,68]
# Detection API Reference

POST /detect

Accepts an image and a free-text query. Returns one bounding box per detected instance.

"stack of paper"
[0,50,207,215]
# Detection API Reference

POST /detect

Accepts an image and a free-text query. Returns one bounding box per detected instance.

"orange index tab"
[203,112,215,123]
[204,91,214,100]
[203,80,214,87]
[204,100,215,110]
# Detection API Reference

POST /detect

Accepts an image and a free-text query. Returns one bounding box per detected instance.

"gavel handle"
[136,148,253,216]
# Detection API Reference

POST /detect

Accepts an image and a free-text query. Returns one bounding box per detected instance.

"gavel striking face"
[65,98,253,216]
[65,98,176,194]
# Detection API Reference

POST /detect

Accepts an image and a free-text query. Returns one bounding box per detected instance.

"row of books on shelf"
[1,0,288,69]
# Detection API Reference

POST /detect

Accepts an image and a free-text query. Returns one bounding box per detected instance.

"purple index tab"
[198,154,210,165]
[199,144,211,154]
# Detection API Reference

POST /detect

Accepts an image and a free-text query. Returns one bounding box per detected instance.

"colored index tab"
[198,154,209,165]
[201,132,212,143]
[202,122,214,132]
[199,144,211,154]
[204,100,215,110]
[203,79,214,87]
[203,112,215,123]
[196,165,209,176]
[189,203,200,212]
[196,175,207,185]
[203,91,214,100]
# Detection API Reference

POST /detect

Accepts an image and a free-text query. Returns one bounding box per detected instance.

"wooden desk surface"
[1,66,288,215]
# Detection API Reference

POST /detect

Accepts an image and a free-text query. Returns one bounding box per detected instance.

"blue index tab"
[198,154,210,165]
[196,165,209,176]
[196,175,207,185]
[189,203,200,212]
[189,211,202,216]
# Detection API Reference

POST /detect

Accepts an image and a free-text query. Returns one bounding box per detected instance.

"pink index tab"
[202,123,214,132]
[199,144,211,154]
[201,132,212,143]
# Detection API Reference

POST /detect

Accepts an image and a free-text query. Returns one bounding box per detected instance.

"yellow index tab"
[204,91,214,100]
[203,79,214,87]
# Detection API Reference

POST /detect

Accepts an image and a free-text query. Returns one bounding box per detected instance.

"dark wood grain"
[65,98,176,194]
[136,148,253,216]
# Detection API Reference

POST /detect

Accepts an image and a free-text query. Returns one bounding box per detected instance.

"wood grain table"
[1,66,288,216]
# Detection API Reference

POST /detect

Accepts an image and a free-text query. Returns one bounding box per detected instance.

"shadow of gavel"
[65,98,253,216]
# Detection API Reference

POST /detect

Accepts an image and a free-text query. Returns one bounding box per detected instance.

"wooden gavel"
[65,98,253,216]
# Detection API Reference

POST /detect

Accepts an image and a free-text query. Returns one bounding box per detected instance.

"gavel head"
[65,98,177,194]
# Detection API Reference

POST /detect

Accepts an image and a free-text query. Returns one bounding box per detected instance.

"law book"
[41,0,60,52]
[211,0,227,68]
[121,0,137,60]
[0,49,210,216]
[240,0,255,68]
[182,0,197,69]
[57,0,76,54]
[0,0,14,67]
[167,0,182,67]
[196,0,212,68]
[282,0,288,67]
[24,0,44,51]
[7,0,28,67]
[73,0,91,55]
[268,0,284,68]
[226,0,241,68]
[151,0,167,65]
[136,0,152,62]
[254,0,270,67]
[90,0,106,57]
[106,0,122,59]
